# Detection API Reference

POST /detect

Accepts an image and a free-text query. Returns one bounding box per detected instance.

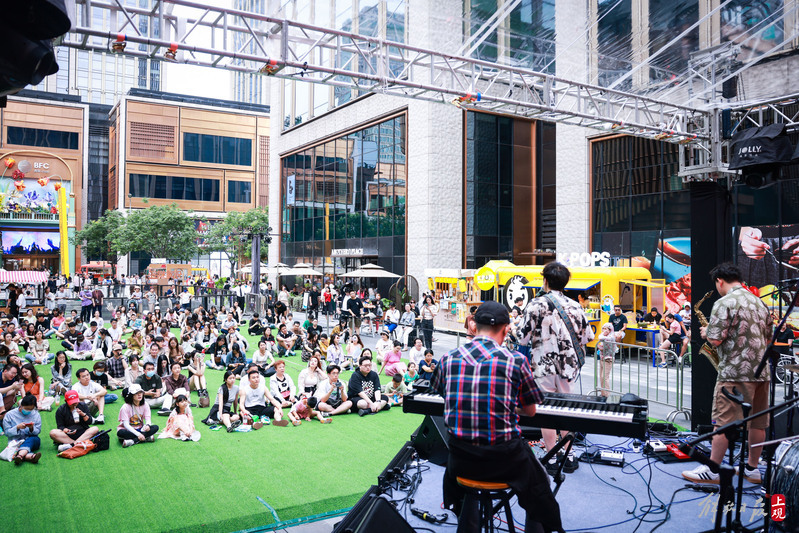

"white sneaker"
[57,443,73,453]
[682,464,720,484]
[95,414,105,424]
[122,439,135,448]
[740,464,762,484]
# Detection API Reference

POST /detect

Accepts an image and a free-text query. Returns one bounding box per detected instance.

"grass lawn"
[2,328,425,533]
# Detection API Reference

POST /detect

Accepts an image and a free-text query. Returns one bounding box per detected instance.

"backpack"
[92,430,111,452]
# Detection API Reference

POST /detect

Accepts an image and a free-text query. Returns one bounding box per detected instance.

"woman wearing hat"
[117,384,159,448]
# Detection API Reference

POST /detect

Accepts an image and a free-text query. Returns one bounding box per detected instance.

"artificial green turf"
[2,331,425,533]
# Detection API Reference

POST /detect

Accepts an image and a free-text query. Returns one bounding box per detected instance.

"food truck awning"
[0,270,49,284]
[619,279,666,288]
[525,279,601,290]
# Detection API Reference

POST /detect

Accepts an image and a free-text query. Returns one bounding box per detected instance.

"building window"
[129,174,220,202]
[183,133,253,166]
[228,180,252,203]
[6,126,79,150]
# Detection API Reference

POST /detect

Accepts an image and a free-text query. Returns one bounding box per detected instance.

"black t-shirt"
[609,313,628,332]
[35,318,51,332]
[54,402,93,430]
[346,298,363,317]
[90,371,109,388]
[309,291,319,307]
[348,370,381,401]
[64,330,80,346]
[641,313,661,324]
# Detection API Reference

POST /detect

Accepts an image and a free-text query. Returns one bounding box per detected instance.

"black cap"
[474,301,510,326]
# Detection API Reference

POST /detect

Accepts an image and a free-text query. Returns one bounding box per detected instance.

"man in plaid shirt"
[431,301,562,533]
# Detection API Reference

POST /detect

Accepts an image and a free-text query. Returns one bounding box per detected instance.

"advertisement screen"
[1,230,60,254]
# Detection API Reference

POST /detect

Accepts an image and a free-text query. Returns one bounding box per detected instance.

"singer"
[682,263,772,485]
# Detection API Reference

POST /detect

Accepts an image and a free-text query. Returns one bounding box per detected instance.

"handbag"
[0,439,23,462]
[58,440,96,459]
[543,293,586,367]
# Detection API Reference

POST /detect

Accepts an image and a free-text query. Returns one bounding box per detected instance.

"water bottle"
[55,394,61,406]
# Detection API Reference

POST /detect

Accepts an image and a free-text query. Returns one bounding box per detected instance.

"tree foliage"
[71,209,125,265]
[204,207,270,272]
[111,203,199,261]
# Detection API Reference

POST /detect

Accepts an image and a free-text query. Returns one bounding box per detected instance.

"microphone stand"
[753,278,799,532]
[679,392,799,533]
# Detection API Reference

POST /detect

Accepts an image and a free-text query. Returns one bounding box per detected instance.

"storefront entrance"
[2,255,59,273]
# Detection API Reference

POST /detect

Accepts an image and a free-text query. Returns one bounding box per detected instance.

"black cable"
[649,486,696,532]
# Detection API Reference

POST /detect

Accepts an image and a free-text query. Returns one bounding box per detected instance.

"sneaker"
[209,425,221,431]
[189,403,197,408]
[57,443,73,453]
[682,464,720,484]
[292,420,301,426]
[252,420,264,430]
[272,419,289,427]
[358,408,370,417]
[545,459,560,476]
[228,419,242,432]
[96,414,105,424]
[157,409,171,416]
[145,435,155,443]
[27,452,41,464]
[260,415,271,425]
[563,456,579,473]
[320,417,332,424]
[740,464,762,484]
[122,439,135,448]
[13,454,23,466]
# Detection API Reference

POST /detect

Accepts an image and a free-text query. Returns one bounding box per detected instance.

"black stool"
[456,477,516,533]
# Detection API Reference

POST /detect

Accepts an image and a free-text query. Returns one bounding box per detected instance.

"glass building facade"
[465,112,556,269]
[280,113,407,274]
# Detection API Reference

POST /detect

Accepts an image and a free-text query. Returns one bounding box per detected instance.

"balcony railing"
[0,211,59,221]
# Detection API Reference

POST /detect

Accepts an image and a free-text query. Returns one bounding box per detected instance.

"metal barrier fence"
[590,340,691,423]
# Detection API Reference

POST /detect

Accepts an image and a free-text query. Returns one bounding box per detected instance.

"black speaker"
[333,488,414,533]
[722,76,738,99]
[412,415,449,466]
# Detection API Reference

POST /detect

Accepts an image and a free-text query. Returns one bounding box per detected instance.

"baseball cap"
[112,343,123,351]
[65,390,79,406]
[127,384,144,395]
[474,301,510,326]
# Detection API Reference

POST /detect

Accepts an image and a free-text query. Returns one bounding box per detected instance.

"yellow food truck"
[428,260,667,347]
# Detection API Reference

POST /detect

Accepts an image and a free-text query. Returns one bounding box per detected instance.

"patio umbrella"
[282,262,324,277]
[340,264,401,279]
[264,262,289,275]
[237,262,268,273]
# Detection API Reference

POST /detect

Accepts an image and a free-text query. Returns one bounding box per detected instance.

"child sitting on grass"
[383,374,410,406]
[159,394,200,441]
[404,362,419,387]
[287,396,331,426]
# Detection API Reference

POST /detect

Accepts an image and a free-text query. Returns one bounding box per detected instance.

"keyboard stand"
[540,432,575,497]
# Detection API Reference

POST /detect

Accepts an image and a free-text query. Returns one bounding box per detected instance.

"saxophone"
[694,290,720,371]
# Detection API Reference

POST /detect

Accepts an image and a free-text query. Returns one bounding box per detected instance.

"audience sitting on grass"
[49,351,72,396]
[251,340,275,376]
[301,331,319,363]
[26,331,52,365]
[125,353,144,388]
[381,341,408,378]
[72,368,107,424]
[347,353,390,416]
[2,394,42,464]
[160,361,190,416]
[186,347,209,402]
[0,363,22,422]
[205,371,240,431]
[418,349,438,381]
[69,334,93,361]
[206,335,228,370]
[89,361,120,407]
[383,373,410,406]
[270,360,298,408]
[21,363,53,412]
[288,396,330,425]
[374,330,393,366]
[240,368,289,429]
[105,344,127,390]
[315,364,352,416]
[50,390,99,452]
[326,333,345,368]
[226,343,247,377]
[159,394,199,441]
[407,337,425,367]
[297,353,326,397]
[404,362,419,387]
[136,361,166,411]
[345,334,365,370]
[275,324,297,356]
[117,384,158,448]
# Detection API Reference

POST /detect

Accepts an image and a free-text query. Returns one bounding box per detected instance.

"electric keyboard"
[404,390,648,439]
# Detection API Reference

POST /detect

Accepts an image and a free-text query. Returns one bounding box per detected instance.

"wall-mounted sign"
[503,275,533,310]
[556,251,611,267]
[331,248,377,257]
[286,174,296,205]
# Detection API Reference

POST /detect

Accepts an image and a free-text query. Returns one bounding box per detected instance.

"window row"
[183,133,253,167]
[6,126,79,151]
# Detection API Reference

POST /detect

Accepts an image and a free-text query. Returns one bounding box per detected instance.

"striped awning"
[0,270,49,284]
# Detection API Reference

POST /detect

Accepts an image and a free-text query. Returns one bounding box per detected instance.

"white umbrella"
[340,264,401,278]
[237,262,268,273]
[282,262,324,276]
[264,262,289,275]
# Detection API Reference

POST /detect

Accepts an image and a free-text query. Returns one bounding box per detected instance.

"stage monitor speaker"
[333,488,414,533]
[412,415,449,466]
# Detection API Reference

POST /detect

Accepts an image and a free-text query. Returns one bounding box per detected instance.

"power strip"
[599,450,625,466]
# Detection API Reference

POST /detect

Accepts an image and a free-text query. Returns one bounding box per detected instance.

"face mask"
[146,370,155,378]
[21,409,32,416]
[94,371,104,376]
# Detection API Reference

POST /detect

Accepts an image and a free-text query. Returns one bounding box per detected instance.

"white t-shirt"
[72,380,102,397]
[408,346,425,366]
[242,382,266,408]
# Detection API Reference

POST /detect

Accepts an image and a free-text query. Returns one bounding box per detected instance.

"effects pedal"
[666,443,690,460]
[647,439,667,452]
[599,450,625,467]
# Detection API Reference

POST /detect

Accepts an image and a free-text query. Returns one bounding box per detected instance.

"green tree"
[204,207,270,274]
[112,203,199,261]
[71,209,125,265]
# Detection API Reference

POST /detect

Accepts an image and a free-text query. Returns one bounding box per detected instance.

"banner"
[286,174,296,206]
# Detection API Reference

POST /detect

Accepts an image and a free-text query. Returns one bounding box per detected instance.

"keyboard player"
[430,301,563,533]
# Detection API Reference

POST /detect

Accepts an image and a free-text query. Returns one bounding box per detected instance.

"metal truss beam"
[61,0,710,145]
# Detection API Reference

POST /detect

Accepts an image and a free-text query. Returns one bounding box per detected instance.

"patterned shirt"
[705,285,771,382]
[519,290,593,382]
[430,336,543,445]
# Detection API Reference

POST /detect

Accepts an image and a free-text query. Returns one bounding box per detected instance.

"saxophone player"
[682,263,771,485]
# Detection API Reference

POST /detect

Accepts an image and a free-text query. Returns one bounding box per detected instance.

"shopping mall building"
[268,0,799,296]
